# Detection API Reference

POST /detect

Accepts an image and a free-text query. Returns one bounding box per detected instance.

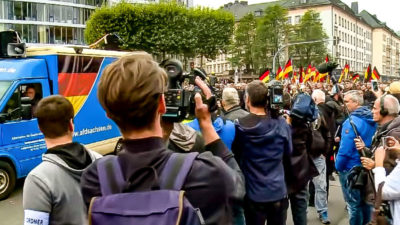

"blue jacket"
[232,114,293,202]
[186,117,235,150]
[335,106,376,172]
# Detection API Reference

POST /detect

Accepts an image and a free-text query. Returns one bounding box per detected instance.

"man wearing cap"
[221,87,249,121]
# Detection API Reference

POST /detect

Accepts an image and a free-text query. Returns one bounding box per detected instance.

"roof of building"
[223,1,282,21]
[223,0,359,21]
[223,0,398,38]
[359,10,400,38]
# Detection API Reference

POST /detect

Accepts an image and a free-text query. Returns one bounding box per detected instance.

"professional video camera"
[160,59,216,122]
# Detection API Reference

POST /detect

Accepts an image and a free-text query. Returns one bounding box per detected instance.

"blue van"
[0,44,127,199]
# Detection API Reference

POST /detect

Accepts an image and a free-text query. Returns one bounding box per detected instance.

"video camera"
[160,59,216,122]
[267,80,284,110]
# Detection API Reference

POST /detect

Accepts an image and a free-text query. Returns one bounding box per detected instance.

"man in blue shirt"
[336,90,376,225]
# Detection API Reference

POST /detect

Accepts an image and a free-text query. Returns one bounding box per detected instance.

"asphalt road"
[0,179,24,225]
[0,176,349,225]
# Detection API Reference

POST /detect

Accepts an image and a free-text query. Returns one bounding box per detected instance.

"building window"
[295,15,301,24]
[335,14,337,24]
[339,16,341,26]
[255,10,262,17]
[287,16,292,24]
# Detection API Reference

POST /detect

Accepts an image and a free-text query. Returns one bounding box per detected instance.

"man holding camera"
[357,94,400,174]
[232,80,292,225]
[80,53,244,225]
[335,90,376,225]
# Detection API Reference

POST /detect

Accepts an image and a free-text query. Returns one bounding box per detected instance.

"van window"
[0,81,12,102]
[1,83,42,122]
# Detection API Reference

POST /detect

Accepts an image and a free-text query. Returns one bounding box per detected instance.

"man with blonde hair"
[80,53,244,225]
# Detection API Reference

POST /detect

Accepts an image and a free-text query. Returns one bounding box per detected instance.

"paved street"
[0,179,24,225]
[0,175,349,225]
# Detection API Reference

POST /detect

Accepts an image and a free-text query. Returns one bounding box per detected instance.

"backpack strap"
[370,182,385,224]
[97,155,126,195]
[160,152,199,190]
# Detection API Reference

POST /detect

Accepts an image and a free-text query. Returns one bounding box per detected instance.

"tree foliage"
[253,5,289,71]
[288,10,328,67]
[228,13,257,71]
[85,2,234,60]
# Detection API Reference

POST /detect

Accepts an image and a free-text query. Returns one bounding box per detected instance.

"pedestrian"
[23,95,102,225]
[286,114,319,225]
[310,89,333,224]
[232,80,292,225]
[221,87,249,121]
[373,141,400,224]
[80,53,245,225]
[335,90,376,225]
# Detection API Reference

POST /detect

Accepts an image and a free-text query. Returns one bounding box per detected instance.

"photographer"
[80,53,245,225]
[357,94,400,174]
[335,90,377,225]
[232,80,292,225]
[373,138,400,224]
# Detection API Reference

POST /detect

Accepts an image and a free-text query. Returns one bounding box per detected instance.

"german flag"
[372,67,381,80]
[58,55,103,115]
[282,58,293,79]
[259,70,270,83]
[303,65,313,82]
[352,73,360,82]
[275,66,283,80]
[364,64,372,82]
[319,72,328,82]
[338,63,349,83]
[292,71,298,84]
[299,66,305,83]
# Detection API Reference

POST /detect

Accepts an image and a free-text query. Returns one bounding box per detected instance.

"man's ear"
[69,118,74,133]
[158,94,167,114]
[246,95,250,107]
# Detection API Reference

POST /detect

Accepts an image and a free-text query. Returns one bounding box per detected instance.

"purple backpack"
[88,152,205,225]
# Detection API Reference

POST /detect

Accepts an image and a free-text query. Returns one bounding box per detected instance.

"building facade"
[215,0,400,77]
[0,0,105,44]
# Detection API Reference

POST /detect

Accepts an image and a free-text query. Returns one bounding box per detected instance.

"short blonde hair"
[97,53,168,131]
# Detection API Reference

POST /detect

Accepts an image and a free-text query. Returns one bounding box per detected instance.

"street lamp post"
[272,38,336,78]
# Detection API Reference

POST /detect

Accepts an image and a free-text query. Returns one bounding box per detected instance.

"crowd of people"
[22,53,400,225]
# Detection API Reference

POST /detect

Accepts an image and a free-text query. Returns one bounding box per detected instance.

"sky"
[193,0,400,32]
